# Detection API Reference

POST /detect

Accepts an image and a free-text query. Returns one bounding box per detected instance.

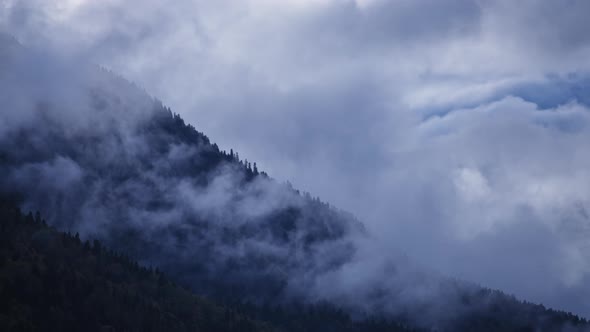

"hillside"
[0,198,423,332]
[0,199,279,332]
[0,34,589,331]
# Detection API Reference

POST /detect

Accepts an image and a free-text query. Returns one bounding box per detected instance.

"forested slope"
[1,34,589,331]
[0,199,420,332]
[0,199,278,332]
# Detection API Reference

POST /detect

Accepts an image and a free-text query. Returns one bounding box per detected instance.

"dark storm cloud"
[4,0,590,319]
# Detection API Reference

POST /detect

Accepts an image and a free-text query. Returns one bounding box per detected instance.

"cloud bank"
[3,0,590,317]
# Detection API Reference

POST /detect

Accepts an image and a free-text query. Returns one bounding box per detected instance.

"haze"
[3,0,590,317]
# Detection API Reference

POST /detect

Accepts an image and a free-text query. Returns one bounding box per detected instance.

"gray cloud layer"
[3,0,590,317]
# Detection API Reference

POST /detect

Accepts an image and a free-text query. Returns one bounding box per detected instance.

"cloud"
[374,96,590,315]
[3,0,590,318]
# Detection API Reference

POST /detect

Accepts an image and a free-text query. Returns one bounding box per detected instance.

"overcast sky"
[3,0,590,317]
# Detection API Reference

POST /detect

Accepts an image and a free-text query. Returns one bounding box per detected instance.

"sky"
[3,0,590,317]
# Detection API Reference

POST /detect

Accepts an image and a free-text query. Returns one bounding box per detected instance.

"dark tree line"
[1,190,588,332]
[0,197,425,332]
[0,195,415,332]
[0,199,278,332]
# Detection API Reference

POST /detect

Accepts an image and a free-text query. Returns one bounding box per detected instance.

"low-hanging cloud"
[3,0,590,319]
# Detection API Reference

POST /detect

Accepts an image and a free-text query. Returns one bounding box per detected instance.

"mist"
[0,35,454,328]
[3,0,590,323]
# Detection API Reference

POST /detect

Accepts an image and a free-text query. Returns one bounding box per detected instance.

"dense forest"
[0,198,422,331]
[3,198,586,331]
[0,198,278,332]
[1,34,589,331]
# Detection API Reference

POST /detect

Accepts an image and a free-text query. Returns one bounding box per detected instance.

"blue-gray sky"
[3,0,590,317]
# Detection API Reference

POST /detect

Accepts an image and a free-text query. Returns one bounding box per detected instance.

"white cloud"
[454,167,490,202]
[4,0,590,317]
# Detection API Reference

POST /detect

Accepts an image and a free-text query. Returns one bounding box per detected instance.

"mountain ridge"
[0,35,588,331]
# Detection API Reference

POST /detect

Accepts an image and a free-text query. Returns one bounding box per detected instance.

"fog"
[3,0,590,319]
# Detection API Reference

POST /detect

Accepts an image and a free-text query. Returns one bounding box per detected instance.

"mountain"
[0,34,588,331]
[0,199,278,332]
[0,199,421,332]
